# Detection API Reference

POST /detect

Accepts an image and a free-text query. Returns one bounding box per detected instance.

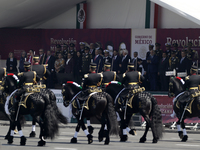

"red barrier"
[153,95,200,124]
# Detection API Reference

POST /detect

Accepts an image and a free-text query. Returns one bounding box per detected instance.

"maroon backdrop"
[0,29,131,60]
[157,29,200,61]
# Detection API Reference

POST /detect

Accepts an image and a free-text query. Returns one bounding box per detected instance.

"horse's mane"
[172,77,184,92]
[6,75,18,87]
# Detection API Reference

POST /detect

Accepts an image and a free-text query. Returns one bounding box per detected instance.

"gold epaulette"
[185,76,189,80]
[18,72,24,76]
[123,73,126,78]
[138,72,142,83]
[97,73,103,86]
[84,74,89,78]
[43,64,48,67]
[3,68,6,77]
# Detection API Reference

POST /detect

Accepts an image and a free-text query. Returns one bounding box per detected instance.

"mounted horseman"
[28,55,51,137]
[3,61,67,146]
[62,62,118,145]
[105,62,163,143]
[168,65,200,142]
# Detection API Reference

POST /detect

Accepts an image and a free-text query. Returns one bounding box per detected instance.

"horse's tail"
[46,89,68,124]
[150,96,163,139]
[106,93,119,135]
[43,102,59,139]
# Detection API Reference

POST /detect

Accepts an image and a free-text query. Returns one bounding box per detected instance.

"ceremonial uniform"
[82,47,93,75]
[82,63,103,92]
[122,63,145,89]
[185,69,200,95]
[15,62,40,105]
[32,56,50,84]
[102,62,120,87]
[168,55,179,71]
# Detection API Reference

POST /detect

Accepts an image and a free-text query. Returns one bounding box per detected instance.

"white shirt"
[66,58,71,65]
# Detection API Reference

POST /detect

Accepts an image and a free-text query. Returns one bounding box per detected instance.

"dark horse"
[62,81,119,145]
[168,76,200,142]
[2,74,68,146]
[105,82,163,143]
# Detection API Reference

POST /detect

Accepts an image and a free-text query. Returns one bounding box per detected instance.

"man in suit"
[89,43,96,58]
[131,52,139,70]
[93,49,103,73]
[158,52,169,91]
[111,50,121,74]
[119,49,131,74]
[178,51,190,75]
[45,50,56,88]
[155,43,162,61]
[38,49,46,65]
[65,53,74,74]
[147,50,159,91]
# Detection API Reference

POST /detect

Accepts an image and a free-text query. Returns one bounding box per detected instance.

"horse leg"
[16,119,26,145]
[29,119,36,137]
[119,112,128,142]
[181,119,188,142]
[96,113,106,143]
[33,116,46,146]
[176,119,183,139]
[139,114,150,143]
[5,120,12,139]
[86,117,94,134]
[79,118,93,144]
[125,114,136,136]
[7,121,16,144]
[104,113,111,145]
[70,122,81,143]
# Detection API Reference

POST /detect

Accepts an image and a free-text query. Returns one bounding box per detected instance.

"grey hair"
[122,49,128,54]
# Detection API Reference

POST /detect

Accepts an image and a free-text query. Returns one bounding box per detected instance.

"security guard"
[82,46,93,77]
[82,63,103,92]
[155,43,162,60]
[122,63,145,89]
[168,51,179,71]
[13,62,40,113]
[173,43,181,59]
[32,55,50,84]
[0,67,6,83]
[102,62,120,87]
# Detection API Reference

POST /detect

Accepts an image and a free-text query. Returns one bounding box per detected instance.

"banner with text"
[131,29,156,60]
[0,29,131,60]
[156,29,200,60]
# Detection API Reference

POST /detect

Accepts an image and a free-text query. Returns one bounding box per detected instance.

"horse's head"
[2,73,19,95]
[168,76,184,98]
[62,81,82,107]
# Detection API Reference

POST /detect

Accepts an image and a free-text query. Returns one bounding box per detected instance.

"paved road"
[1,124,200,150]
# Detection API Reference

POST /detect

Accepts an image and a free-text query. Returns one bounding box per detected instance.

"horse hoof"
[152,138,158,143]
[29,131,36,137]
[70,137,77,143]
[20,136,27,146]
[87,134,93,144]
[120,135,128,142]
[178,131,183,139]
[7,136,13,144]
[139,137,146,143]
[104,138,110,145]
[129,129,137,136]
[181,135,188,142]
[88,126,94,134]
[37,140,46,146]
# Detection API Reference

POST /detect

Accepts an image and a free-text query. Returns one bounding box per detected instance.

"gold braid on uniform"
[97,73,103,86]
[185,76,189,80]
[123,73,126,78]
[169,57,172,68]
[43,65,47,80]
[138,72,141,83]
[33,71,37,84]
[113,71,116,81]
[3,68,6,77]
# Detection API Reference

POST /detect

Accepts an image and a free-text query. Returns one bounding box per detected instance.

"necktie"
[94,55,97,61]
[45,56,50,64]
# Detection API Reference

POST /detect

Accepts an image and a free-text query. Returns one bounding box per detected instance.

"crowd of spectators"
[5,41,199,91]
